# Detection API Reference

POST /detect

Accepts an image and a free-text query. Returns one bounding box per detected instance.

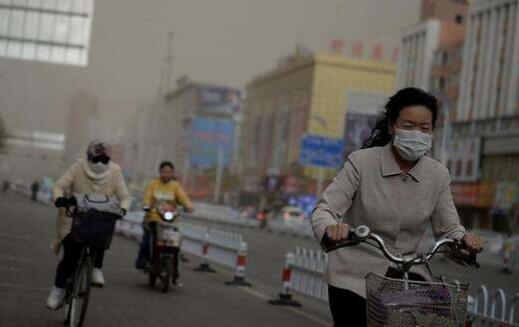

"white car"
[279,206,306,225]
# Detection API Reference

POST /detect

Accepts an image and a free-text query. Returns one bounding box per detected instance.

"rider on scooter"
[135,161,194,287]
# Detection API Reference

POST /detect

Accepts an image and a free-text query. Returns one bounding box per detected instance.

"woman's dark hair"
[159,161,175,171]
[361,87,438,149]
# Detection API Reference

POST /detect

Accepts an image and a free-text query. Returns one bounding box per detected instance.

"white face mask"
[393,128,433,161]
[88,161,109,174]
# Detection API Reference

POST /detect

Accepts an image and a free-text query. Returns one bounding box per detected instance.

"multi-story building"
[458,0,519,121]
[240,52,395,190]
[156,80,241,198]
[421,0,470,23]
[398,20,467,90]
[62,91,99,168]
[0,130,65,184]
[450,0,519,232]
[398,0,468,90]
[429,31,466,109]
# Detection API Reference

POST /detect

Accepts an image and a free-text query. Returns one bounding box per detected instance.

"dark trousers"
[328,285,366,327]
[54,235,105,288]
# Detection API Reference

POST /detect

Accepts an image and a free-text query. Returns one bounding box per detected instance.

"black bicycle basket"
[71,210,120,249]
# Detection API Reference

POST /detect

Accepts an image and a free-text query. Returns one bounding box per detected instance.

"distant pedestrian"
[31,180,40,202]
[2,180,9,192]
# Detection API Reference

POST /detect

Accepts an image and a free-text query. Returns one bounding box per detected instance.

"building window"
[439,77,446,90]
[466,159,473,177]
[0,0,94,66]
[455,14,464,24]
[455,160,462,177]
[441,52,448,64]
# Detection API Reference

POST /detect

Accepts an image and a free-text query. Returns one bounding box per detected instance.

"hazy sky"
[0,0,420,136]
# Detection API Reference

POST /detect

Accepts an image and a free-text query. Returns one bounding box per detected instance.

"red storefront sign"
[451,182,496,208]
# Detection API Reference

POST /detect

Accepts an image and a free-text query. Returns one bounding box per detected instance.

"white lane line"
[239,286,329,326]
[0,233,31,240]
[240,286,270,300]
[0,283,49,292]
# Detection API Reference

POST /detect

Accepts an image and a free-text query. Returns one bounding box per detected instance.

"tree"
[0,115,6,153]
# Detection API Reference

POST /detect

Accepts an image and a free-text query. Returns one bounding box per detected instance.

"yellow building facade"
[240,52,396,183]
[309,54,396,137]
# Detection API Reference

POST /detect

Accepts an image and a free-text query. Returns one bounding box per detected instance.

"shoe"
[46,287,65,310]
[92,268,105,288]
[172,279,183,288]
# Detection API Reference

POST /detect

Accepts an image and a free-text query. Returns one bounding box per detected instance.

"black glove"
[54,197,69,208]
[121,208,127,216]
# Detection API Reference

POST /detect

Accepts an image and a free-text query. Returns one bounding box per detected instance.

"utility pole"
[149,30,174,178]
[310,114,327,197]
[214,147,224,203]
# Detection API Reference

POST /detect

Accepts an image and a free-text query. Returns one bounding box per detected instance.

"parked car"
[278,206,306,225]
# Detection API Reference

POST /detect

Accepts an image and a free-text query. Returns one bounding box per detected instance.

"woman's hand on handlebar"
[325,223,350,242]
[461,233,484,254]
[54,197,75,208]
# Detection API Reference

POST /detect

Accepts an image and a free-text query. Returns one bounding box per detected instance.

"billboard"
[197,86,241,116]
[189,117,235,168]
[343,90,387,157]
[343,113,378,157]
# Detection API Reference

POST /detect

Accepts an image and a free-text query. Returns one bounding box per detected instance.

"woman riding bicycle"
[46,140,131,310]
[135,161,194,287]
[310,88,484,327]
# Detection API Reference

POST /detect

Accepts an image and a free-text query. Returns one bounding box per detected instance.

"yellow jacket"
[143,178,193,223]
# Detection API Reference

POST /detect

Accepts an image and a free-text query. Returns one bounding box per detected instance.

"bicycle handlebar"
[323,225,479,269]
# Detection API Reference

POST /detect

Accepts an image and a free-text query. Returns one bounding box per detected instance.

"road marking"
[0,282,48,292]
[0,233,31,240]
[240,286,270,300]
[239,285,329,326]
[0,254,55,264]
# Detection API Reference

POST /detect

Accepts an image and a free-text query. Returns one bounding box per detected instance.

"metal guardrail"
[469,285,519,326]
[270,247,328,305]
[271,246,519,327]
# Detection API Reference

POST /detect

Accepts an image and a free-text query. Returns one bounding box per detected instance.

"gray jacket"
[310,144,465,297]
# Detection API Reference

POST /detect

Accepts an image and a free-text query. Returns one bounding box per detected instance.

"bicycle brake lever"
[321,233,359,253]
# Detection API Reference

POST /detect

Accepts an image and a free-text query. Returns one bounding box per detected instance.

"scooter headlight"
[164,211,174,221]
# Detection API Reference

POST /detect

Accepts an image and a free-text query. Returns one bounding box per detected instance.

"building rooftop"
[247,53,396,88]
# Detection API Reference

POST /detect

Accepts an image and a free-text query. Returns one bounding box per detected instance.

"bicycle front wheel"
[69,256,92,327]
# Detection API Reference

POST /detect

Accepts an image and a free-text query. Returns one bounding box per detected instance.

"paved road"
[0,192,332,327]
[4,191,517,327]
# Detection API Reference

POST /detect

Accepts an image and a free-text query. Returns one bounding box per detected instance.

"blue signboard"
[189,117,235,168]
[299,134,345,168]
